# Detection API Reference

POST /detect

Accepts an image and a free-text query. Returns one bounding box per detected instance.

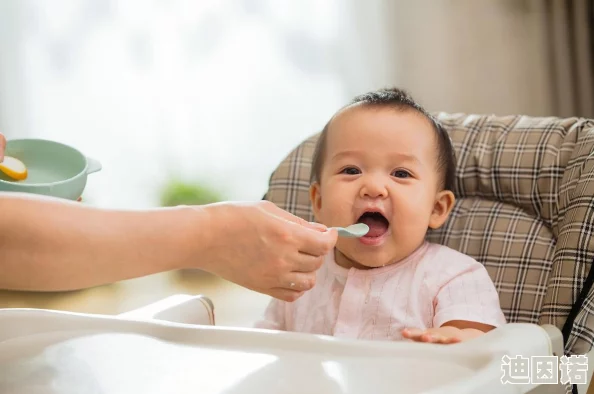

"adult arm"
[0,193,337,301]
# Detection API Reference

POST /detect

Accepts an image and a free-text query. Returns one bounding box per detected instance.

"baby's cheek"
[399,197,433,226]
[323,203,353,225]
[317,209,341,227]
[391,217,430,253]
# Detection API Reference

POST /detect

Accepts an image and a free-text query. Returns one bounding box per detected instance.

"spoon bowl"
[331,223,369,238]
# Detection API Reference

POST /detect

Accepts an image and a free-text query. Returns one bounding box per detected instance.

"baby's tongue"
[358,215,389,237]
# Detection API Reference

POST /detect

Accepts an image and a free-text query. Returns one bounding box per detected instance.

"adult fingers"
[277,271,317,292]
[269,288,305,302]
[263,201,306,224]
[305,221,328,232]
[291,252,325,273]
[293,226,338,257]
[261,202,335,256]
[264,201,328,232]
[0,133,5,162]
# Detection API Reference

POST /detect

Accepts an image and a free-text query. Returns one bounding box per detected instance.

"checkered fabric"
[264,112,594,357]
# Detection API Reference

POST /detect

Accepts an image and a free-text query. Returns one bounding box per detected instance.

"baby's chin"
[335,247,395,270]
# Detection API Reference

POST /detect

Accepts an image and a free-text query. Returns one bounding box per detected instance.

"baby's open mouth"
[357,212,390,238]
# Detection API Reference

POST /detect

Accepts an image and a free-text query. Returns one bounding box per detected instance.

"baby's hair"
[310,87,456,192]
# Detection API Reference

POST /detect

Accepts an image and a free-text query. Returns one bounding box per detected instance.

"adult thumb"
[304,221,328,232]
[0,133,5,162]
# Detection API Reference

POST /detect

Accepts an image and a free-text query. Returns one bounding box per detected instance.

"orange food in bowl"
[0,156,28,181]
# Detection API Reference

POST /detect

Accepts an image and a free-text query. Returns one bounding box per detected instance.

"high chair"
[263,112,594,394]
[0,113,592,394]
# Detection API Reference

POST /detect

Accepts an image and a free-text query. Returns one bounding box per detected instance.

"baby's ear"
[309,183,322,219]
[428,190,455,229]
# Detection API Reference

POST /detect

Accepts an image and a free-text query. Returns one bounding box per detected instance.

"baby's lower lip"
[358,231,389,246]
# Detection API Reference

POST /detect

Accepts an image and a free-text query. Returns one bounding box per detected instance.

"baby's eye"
[341,167,361,175]
[392,169,411,178]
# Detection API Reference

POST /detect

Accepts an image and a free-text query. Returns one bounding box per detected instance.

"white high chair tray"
[0,298,550,394]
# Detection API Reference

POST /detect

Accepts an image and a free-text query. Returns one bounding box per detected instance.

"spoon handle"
[332,225,368,238]
[335,228,355,237]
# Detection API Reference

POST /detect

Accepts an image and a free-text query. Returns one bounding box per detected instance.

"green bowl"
[0,139,102,201]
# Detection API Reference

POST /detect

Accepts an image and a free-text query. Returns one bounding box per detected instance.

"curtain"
[546,0,594,118]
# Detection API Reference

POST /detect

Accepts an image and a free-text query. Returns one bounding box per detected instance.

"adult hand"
[0,132,5,162]
[196,201,338,302]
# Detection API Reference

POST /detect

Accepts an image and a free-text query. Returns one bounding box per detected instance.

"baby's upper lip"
[355,204,390,223]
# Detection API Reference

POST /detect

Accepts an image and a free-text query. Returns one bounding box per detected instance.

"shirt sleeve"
[253,297,287,331]
[432,255,507,328]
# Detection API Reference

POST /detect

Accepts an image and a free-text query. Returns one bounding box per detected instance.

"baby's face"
[310,105,454,269]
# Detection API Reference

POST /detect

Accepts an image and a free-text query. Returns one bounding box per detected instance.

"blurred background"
[0,0,592,327]
[1,0,593,208]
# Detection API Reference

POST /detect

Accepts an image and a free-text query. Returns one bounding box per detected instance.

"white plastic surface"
[118,294,214,325]
[0,301,555,394]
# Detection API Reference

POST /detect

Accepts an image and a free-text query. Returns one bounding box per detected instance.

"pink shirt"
[255,242,506,340]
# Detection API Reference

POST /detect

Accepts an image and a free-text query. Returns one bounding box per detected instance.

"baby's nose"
[360,176,388,198]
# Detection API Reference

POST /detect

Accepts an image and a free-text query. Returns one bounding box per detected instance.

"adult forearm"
[0,193,203,291]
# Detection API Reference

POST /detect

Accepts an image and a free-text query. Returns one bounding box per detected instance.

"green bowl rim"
[0,138,90,187]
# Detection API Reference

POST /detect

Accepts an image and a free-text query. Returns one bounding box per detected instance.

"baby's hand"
[401,326,484,344]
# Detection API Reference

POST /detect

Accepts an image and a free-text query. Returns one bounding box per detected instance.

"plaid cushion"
[264,112,594,356]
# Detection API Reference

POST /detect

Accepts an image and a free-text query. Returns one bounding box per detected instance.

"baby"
[255,88,506,344]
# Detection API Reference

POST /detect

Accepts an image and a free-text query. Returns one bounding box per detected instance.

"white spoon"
[331,223,369,238]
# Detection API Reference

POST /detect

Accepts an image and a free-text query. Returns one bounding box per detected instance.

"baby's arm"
[402,256,506,344]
